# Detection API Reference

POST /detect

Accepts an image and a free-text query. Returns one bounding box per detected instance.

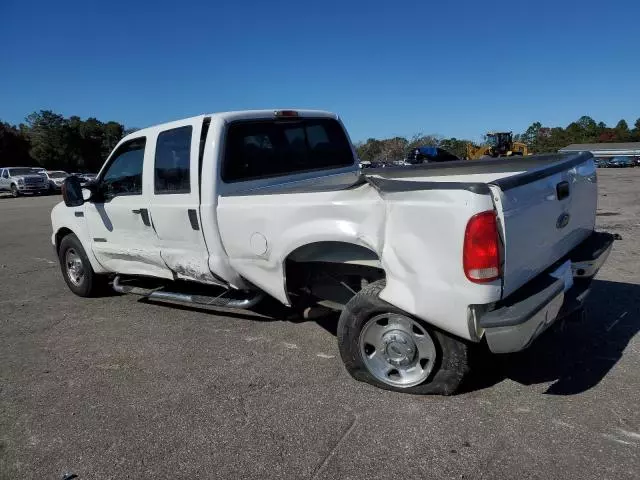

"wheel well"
[55,228,74,253]
[285,242,385,310]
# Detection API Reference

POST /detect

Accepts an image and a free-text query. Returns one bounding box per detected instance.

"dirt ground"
[0,168,638,480]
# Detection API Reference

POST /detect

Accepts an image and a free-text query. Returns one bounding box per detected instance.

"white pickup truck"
[51,109,613,395]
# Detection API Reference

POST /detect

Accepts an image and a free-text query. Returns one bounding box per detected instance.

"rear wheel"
[337,280,470,395]
[10,184,19,197]
[58,233,102,297]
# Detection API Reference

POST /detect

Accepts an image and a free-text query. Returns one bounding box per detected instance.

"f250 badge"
[556,212,571,229]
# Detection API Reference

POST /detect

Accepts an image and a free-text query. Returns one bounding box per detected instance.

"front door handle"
[132,208,151,227]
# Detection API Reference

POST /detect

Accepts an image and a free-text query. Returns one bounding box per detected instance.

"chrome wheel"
[65,248,85,286]
[359,313,437,388]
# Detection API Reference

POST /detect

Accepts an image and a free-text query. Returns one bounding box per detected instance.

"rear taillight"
[463,211,500,283]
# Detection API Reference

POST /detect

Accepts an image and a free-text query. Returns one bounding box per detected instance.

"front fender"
[51,202,107,274]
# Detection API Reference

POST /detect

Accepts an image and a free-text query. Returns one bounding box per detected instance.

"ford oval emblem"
[556,212,571,229]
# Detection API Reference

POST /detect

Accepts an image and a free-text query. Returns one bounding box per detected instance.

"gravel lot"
[1,168,638,480]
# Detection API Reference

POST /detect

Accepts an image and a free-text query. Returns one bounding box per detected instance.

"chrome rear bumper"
[480,231,614,354]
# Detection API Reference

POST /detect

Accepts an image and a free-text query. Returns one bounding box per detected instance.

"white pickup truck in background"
[51,109,613,395]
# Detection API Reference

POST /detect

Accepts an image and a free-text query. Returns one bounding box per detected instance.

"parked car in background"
[594,157,610,168]
[71,172,97,184]
[79,173,97,185]
[607,156,634,168]
[406,146,460,164]
[44,171,69,192]
[0,167,49,197]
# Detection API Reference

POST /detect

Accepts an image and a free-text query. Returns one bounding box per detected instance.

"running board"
[112,275,264,310]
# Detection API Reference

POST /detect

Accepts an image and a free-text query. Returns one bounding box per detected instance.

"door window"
[101,137,146,198]
[154,126,192,194]
[1,170,7,179]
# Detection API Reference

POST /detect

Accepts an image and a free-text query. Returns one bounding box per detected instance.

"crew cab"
[51,109,613,395]
[0,167,49,197]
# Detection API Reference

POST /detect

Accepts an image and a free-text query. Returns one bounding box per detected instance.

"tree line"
[0,110,130,172]
[356,116,640,162]
[2,110,640,172]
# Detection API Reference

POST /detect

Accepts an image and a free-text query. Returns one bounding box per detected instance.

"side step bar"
[112,275,264,310]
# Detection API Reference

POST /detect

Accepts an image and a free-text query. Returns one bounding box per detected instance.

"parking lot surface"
[1,169,638,479]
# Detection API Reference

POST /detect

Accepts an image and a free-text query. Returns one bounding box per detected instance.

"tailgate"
[490,152,597,297]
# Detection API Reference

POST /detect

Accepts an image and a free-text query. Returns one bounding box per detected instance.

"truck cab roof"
[121,109,338,144]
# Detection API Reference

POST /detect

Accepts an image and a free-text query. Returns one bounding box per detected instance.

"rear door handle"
[132,208,151,227]
[187,209,200,230]
[556,181,570,200]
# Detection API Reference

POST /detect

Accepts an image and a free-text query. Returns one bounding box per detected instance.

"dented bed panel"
[377,188,501,340]
[217,184,385,304]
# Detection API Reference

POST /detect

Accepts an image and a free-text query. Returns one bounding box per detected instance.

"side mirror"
[62,176,84,207]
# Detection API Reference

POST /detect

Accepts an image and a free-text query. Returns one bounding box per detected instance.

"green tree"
[0,122,33,165]
[439,138,470,159]
[356,138,383,162]
[522,121,542,148]
[614,119,630,141]
[407,133,441,152]
[632,118,640,141]
[25,110,68,169]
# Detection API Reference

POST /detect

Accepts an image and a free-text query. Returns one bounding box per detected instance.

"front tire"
[10,184,19,197]
[337,280,470,395]
[58,233,101,297]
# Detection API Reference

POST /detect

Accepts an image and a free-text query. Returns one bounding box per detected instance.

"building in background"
[559,142,640,158]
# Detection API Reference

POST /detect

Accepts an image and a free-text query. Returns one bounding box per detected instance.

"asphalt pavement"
[1,169,638,479]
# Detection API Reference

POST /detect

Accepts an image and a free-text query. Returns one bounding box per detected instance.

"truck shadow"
[137,279,638,396]
[462,279,640,395]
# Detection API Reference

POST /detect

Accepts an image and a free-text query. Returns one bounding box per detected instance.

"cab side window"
[154,126,192,194]
[101,137,146,198]
[1,169,8,179]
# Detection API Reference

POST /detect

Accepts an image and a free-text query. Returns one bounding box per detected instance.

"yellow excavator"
[465,132,528,160]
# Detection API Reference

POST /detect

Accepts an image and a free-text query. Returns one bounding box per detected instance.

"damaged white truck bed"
[51,109,613,395]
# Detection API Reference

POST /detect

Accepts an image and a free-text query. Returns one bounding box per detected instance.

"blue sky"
[1,0,638,142]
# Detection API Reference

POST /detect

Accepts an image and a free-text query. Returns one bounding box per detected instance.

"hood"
[15,174,47,182]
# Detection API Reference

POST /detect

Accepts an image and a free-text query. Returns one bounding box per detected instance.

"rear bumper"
[479,231,614,354]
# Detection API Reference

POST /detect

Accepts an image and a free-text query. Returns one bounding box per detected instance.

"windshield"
[49,171,68,178]
[9,168,38,176]
[485,135,499,147]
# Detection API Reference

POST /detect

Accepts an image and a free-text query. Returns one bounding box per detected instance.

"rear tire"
[58,233,102,297]
[337,280,470,395]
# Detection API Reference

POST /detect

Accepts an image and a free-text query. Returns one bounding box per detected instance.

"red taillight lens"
[463,211,500,283]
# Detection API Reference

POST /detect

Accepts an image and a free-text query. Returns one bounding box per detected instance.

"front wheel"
[10,184,19,197]
[337,280,470,395]
[58,233,102,297]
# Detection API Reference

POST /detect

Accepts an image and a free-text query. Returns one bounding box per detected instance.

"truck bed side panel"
[377,187,501,341]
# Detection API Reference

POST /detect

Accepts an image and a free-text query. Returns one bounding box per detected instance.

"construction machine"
[465,132,528,160]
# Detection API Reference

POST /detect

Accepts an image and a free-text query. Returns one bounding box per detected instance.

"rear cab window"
[221,118,354,183]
